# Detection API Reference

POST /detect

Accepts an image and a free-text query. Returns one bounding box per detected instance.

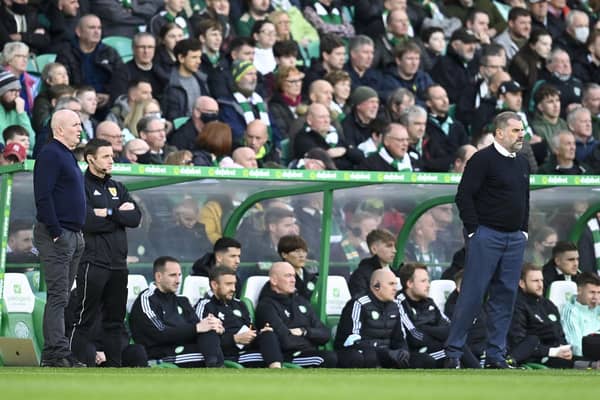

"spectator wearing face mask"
[168,96,219,151]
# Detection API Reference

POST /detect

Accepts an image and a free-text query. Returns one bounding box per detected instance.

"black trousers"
[34,223,85,361]
[226,330,283,367]
[69,263,128,367]
[337,348,437,369]
[511,335,575,368]
[153,331,224,368]
[285,349,337,368]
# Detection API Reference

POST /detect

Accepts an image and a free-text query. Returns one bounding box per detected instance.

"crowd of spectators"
[0,0,599,175]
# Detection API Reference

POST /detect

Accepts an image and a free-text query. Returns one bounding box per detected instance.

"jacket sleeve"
[455,151,486,234]
[348,269,369,298]
[306,306,331,345]
[83,200,120,233]
[33,151,63,238]
[107,183,142,228]
[508,299,531,351]
[560,303,584,356]
[390,313,408,351]
[129,294,197,346]
[255,299,310,352]
[333,299,355,350]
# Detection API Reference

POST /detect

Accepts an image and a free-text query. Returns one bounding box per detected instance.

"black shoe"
[41,355,87,368]
[484,359,515,369]
[444,357,461,369]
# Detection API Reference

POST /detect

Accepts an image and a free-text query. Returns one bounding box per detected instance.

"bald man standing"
[255,262,337,368]
[34,109,87,368]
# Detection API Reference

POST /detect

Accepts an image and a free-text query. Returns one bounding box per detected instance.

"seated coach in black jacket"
[255,262,337,368]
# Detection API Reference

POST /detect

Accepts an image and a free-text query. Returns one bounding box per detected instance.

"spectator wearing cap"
[342,86,381,148]
[357,122,415,172]
[161,38,210,122]
[0,71,34,154]
[381,40,434,106]
[422,84,468,172]
[494,8,533,61]
[218,60,281,145]
[430,28,479,105]
[0,141,26,164]
[343,35,382,93]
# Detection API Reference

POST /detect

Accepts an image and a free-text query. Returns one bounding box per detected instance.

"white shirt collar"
[493,140,516,158]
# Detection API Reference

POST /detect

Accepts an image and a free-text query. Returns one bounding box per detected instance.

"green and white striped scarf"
[378,145,412,171]
[314,1,342,25]
[587,217,600,273]
[234,91,273,140]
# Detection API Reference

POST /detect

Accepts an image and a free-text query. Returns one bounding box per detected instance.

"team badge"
[419,346,428,353]
[108,187,117,197]
[233,309,242,317]
[307,282,315,291]
[371,311,380,320]
[298,305,307,314]
[177,306,183,315]
[428,305,435,311]
[175,346,184,354]
[218,312,225,320]
[548,314,557,322]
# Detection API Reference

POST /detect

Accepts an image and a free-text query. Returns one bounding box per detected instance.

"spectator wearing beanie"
[0,71,35,155]
[342,86,381,148]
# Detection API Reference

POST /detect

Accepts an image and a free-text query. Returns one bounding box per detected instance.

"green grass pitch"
[0,369,599,399]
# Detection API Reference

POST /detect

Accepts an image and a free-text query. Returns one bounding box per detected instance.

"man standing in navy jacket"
[33,109,87,367]
[445,111,530,369]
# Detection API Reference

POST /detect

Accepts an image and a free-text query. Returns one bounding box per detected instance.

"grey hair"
[137,114,164,134]
[547,48,570,67]
[349,35,374,53]
[493,111,521,134]
[583,83,600,101]
[1,41,29,64]
[566,106,590,129]
[550,130,573,152]
[565,10,588,28]
[55,96,81,111]
[399,105,427,126]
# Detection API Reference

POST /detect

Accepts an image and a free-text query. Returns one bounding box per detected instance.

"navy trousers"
[445,225,526,362]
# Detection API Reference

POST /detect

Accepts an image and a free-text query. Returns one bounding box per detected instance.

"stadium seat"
[280,138,291,167]
[173,116,189,130]
[102,36,133,61]
[1,273,41,361]
[307,40,320,62]
[241,276,269,320]
[325,275,351,316]
[35,53,57,73]
[127,274,149,313]
[429,279,456,312]
[547,281,577,312]
[181,276,210,307]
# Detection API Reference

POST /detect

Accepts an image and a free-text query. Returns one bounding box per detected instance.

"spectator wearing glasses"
[269,66,305,138]
[137,115,175,164]
[126,33,164,100]
[2,41,40,116]
[252,20,278,76]
[95,120,127,163]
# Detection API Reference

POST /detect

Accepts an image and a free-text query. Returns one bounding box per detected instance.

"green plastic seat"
[102,36,133,61]
[173,116,190,130]
[35,53,57,73]
[307,40,320,62]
